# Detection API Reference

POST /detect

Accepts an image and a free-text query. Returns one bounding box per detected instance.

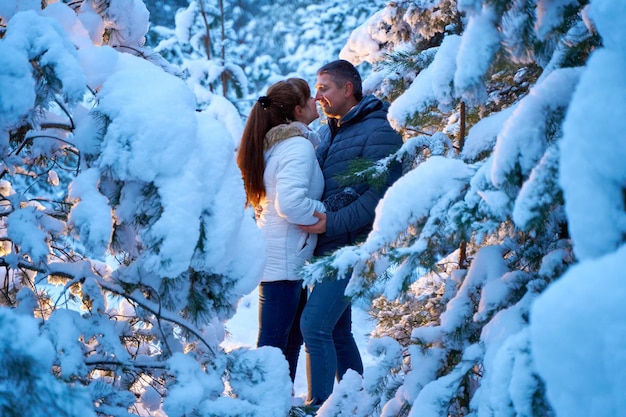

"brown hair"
[237,78,312,207]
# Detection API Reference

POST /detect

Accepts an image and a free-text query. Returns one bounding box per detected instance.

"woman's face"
[296,95,319,125]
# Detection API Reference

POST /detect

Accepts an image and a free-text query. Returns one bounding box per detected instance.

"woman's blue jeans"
[257,280,307,382]
[300,276,364,404]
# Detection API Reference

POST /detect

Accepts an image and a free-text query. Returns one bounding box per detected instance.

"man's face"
[315,73,349,119]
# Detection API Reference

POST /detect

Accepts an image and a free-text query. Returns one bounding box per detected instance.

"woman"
[237,78,325,384]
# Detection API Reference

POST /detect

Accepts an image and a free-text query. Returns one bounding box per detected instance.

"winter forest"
[0,0,624,416]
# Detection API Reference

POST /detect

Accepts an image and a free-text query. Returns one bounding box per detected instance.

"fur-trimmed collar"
[264,122,320,151]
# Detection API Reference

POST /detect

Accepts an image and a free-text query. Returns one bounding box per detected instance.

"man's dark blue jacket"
[315,94,403,256]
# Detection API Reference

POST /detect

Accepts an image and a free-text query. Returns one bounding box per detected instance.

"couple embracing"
[237,60,403,410]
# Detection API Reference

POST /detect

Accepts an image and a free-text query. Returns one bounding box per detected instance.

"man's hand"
[299,211,326,234]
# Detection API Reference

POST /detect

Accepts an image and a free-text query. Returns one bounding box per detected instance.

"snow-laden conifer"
[304,0,624,416]
[0,1,290,415]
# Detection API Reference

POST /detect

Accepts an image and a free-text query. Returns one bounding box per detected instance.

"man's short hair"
[318,59,363,101]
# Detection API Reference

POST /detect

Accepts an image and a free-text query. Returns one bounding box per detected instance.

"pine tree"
[148,0,249,112]
[146,0,387,117]
[0,1,286,416]
[302,0,607,416]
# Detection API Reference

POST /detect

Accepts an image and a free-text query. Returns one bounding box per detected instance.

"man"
[299,60,403,407]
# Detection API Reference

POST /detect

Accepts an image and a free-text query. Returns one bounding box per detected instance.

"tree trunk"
[457,101,467,269]
[198,0,214,93]
[219,0,228,97]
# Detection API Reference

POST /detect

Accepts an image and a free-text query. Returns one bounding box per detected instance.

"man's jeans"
[257,280,307,382]
[300,276,364,404]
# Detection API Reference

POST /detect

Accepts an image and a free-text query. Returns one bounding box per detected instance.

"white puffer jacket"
[256,122,325,283]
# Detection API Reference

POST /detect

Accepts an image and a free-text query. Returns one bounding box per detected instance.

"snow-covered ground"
[222,287,376,401]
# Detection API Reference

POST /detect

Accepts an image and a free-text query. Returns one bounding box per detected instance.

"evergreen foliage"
[0,1,274,415]
[300,0,616,416]
[147,0,386,116]
[147,0,249,110]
